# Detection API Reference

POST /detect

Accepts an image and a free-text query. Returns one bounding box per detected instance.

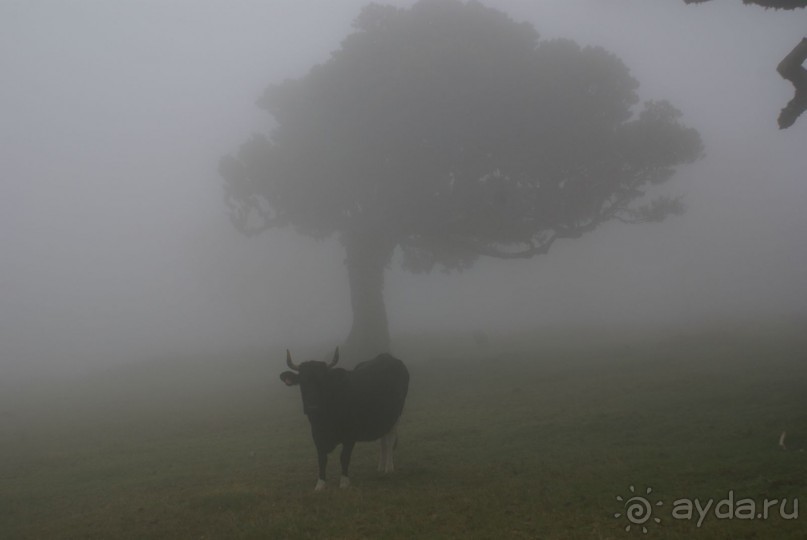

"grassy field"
[1,324,805,539]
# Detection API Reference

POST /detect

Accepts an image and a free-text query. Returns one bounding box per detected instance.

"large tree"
[221,0,703,358]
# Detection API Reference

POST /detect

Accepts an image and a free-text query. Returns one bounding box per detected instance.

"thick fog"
[2,1,806,379]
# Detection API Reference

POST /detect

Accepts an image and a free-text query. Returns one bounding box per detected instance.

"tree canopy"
[221,0,703,356]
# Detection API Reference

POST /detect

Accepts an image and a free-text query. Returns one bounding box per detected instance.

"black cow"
[280,347,409,490]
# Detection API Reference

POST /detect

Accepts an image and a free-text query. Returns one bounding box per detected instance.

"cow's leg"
[379,423,398,473]
[339,441,355,488]
[377,436,387,472]
[315,448,327,491]
[378,432,391,472]
[385,423,397,473]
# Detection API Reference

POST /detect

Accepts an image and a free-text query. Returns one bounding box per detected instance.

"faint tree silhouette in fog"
[683,0,807,128]
[221,0,703,358]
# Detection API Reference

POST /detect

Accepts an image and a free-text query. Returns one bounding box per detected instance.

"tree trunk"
[342,233,393,360]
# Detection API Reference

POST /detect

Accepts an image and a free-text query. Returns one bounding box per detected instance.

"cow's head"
[280,347,340,415]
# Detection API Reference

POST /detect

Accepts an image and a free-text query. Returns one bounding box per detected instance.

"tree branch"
[225,195,286,237]
[683,1,807,9]
[777,37,807,129]
[683,1,806,128]
[464,235,558,260]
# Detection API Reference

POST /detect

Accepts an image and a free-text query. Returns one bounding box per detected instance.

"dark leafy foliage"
[221,0,702,273]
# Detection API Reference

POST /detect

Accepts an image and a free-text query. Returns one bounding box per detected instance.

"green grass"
[1,324,806,539]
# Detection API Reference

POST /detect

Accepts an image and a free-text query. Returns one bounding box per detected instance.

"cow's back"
[343,354,409,441]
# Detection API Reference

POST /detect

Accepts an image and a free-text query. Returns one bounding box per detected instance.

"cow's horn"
[286,349,299,371]
[328,347,339,368]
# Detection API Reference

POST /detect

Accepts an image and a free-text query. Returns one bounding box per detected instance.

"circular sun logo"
[614,485,663,533]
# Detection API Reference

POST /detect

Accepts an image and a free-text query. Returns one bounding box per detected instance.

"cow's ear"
[280,371,299,386]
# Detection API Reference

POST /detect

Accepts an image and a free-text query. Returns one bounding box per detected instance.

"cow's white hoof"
[314,479,326,491]
[339,476,350,488]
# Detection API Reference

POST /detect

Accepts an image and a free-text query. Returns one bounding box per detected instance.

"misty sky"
[2,1,806,378]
